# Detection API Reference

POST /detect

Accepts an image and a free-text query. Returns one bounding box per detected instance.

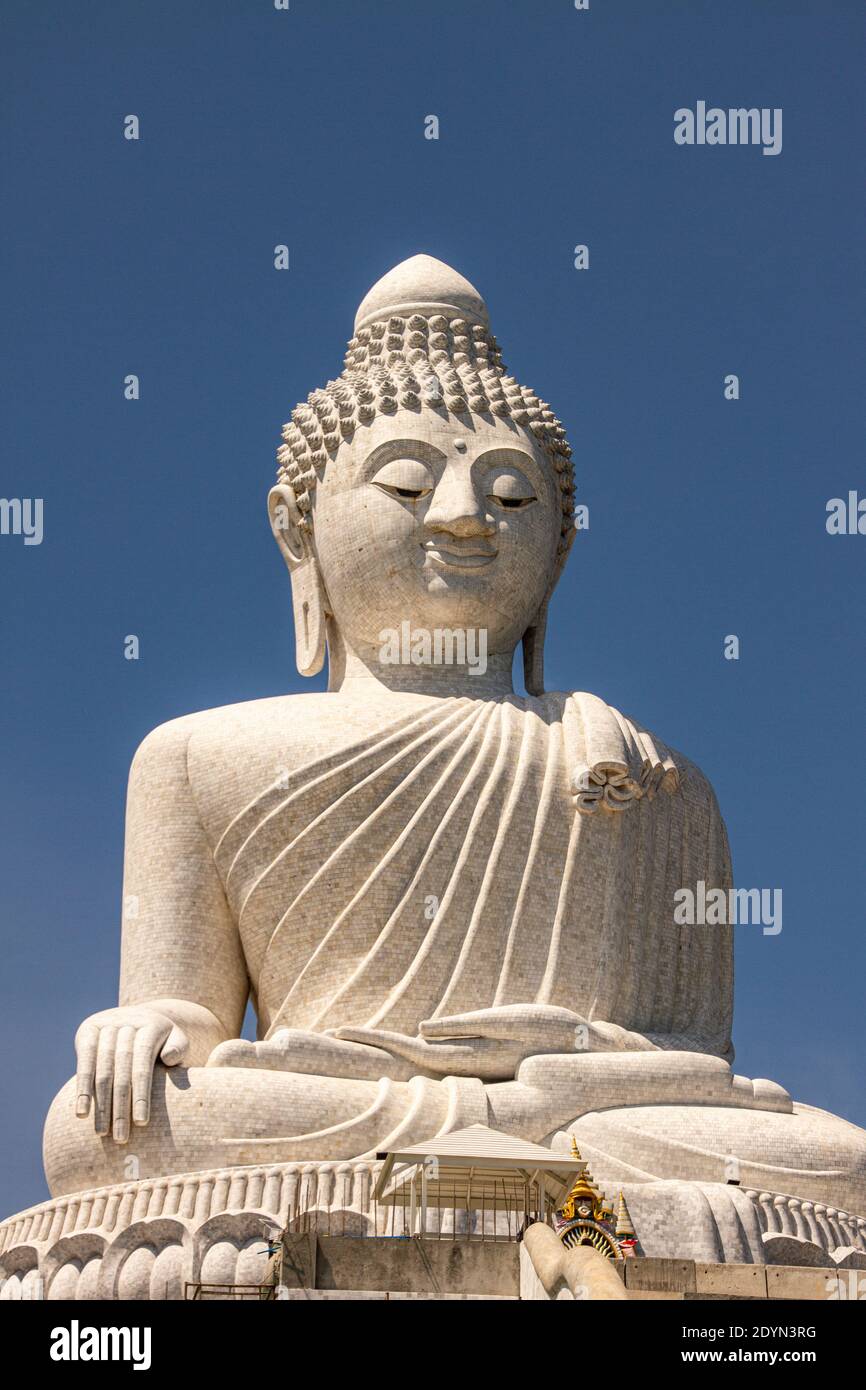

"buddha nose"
[424,470,496,539]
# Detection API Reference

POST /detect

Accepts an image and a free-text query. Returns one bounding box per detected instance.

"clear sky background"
[1,0,864,1219]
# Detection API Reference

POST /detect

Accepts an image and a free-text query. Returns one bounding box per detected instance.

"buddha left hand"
[333,1004,658,1081]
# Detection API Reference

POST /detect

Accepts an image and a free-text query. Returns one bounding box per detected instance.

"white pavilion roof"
[373,1124,584,1204]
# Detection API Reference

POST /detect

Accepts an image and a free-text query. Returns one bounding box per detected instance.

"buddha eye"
[485,469,537,510]
[372,458,434,501]
[384,485,432,500]
[487,493,536,509]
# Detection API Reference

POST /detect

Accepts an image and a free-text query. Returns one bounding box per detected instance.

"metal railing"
[185,1281,277,1300]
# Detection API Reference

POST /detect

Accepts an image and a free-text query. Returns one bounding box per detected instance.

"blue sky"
[1,0,864,1218]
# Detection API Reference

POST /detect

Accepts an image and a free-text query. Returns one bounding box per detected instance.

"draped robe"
[210,692,733,1059]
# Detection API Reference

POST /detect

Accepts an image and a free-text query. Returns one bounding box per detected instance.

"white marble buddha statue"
[44,256,866,1217]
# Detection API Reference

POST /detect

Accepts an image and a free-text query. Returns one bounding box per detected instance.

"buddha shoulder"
[557,689,723,819]
[126,690,437,801]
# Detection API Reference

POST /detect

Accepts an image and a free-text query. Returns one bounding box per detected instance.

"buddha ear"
[267,484,327,678]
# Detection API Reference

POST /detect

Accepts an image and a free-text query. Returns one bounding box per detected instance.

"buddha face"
[308,408,562,660]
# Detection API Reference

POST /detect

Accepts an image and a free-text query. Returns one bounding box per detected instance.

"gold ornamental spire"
[614,1190,636,1239]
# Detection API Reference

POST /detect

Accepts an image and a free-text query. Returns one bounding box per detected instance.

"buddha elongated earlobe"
[522,601,548,697]
[289,558,327,676]
[268,485,327,677]
[524,528,575,697]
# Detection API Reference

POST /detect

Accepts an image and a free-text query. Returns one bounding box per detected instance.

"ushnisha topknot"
[276,255,575,567]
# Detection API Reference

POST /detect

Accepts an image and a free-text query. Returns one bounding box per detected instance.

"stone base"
[2,1162,865,1300]
[0,1160,378,1300]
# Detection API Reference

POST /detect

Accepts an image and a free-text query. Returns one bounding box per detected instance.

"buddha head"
[269,255,576,695]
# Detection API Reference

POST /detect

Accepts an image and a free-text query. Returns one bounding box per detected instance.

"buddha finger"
[93,1027,118,1137]
[131,1024,167,1127]
[332,1026,423,1058]
[333,1026,511,1078]
[420,1010,514,1040]
[111,1026,136,1144]
[424,1036,526,1080]
[420,1004,583,1046]
[74,1021,100,1117]
[159,1023,189,1068]
[332,1026,470,1069]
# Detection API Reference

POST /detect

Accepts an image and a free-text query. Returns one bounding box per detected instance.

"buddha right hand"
[74,999,227,1143]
